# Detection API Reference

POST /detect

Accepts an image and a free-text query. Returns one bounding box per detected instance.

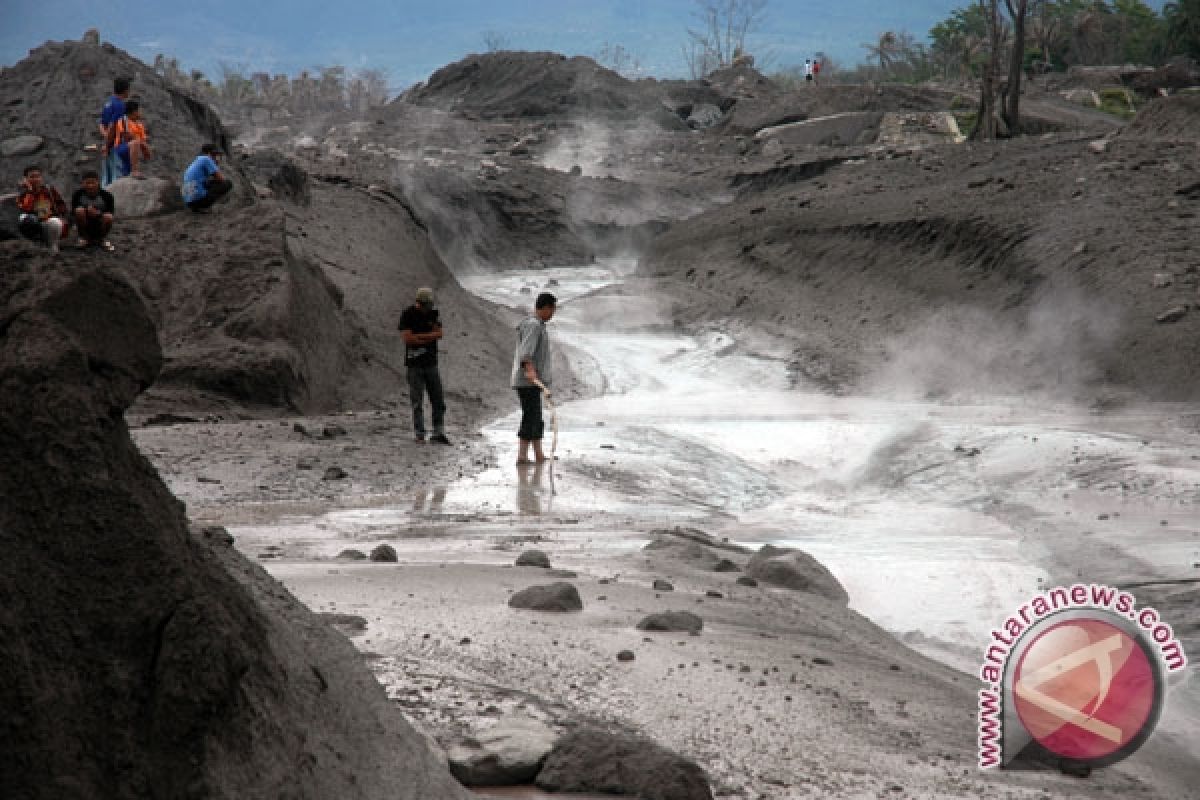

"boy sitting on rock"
[71,170,115,250]
[16,165,69,253]
[113,100,152,179]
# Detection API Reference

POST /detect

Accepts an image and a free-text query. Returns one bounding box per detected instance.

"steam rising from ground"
[539,119,664,181]
[864,287,1124,404]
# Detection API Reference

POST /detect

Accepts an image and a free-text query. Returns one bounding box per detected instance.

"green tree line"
[843,0,1198,83]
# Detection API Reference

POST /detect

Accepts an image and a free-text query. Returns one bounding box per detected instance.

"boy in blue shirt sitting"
[181,144,232,212]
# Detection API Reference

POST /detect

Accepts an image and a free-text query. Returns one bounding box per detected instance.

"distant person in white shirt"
[804,59,813,84]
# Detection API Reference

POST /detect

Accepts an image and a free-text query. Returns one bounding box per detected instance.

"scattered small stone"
[637,611,703,634]
[317,612,368,632]
[322,424,348,438]
[1072,242,1087,256]
[515,549,552,568]
[336,549,367,560]
[323,466,348,481]
[293,422,309,435]
[1153,272,1174,288]
[812,657,834,666]
[1156,306,1188,324]
[713,559,741,573]
[369,544,398,563]
[617,650,636,662]
[653,579,674,591]
[196,475,220,484]
[1087,139,1109,154]
[508,582,583,612]
[736,576,758,587]
[1098,513,1110,520]
[705,590,724,598]
[297,457,317,470]
[459,637,472,645]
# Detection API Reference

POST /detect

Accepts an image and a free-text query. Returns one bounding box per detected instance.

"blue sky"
[0,1,1170,88]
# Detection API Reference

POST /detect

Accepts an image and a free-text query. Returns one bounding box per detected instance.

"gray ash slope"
[0,256,471,800]
[1,35,515,418]
[642,98,1200,401]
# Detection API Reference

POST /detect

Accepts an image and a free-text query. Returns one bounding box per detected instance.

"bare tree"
[357,68,390,107]
[482,30,510,52]
[596,42,643,77]
[685,0,768,77]
[1003,0,1031,134]
[972,0,1004,140]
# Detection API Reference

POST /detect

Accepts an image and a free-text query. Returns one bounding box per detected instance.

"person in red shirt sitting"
[16,165,69,253]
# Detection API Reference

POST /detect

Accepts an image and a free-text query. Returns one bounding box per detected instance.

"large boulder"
[508,582,583,612]
[1,134,43,157]
[745,545,849,605]
[535,728,714,800]
[0,260,471,799]
[448,717,559,786]
[107,175,181,217]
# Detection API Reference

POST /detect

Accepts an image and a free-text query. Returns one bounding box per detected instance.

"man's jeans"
[407,365,446,438]
[516,387,544,440]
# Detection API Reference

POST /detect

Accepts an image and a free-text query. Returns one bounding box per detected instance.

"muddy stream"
[231,259,1200,788]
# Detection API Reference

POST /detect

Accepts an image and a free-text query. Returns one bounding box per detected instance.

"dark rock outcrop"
[535,728,714,800]
[0,260,470,799]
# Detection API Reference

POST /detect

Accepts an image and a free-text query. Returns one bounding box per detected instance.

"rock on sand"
[508,582,583,612]
[535,727,714,800]
[637,611,703,634]
[447,717,559,786]
[745,545,849,604]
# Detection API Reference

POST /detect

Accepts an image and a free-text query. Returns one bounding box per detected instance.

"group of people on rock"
[15,77,233,254]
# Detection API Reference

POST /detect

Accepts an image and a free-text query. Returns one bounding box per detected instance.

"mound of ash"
[405,51,682,128]
[0,258,470,799]
[1124,91,1200,140]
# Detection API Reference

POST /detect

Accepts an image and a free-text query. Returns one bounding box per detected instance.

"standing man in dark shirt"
[71,170,115,250]
[399,287,449,444]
